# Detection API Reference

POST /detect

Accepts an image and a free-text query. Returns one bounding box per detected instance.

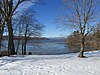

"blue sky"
[14,0,100,37]
[17,0,71,37]
[32,0,71,37]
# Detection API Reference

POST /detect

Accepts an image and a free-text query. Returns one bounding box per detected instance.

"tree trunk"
[0,26,4,49]
[22,40,24,55]
[78,37,85,58]
[0,26,2,54]
[0,14,4,52]
[23,24,28,55]
[16,40,20,55]
[23,42,26,55]
[23,36,27,55]
[0,18,4,56]
[7,17,15,55]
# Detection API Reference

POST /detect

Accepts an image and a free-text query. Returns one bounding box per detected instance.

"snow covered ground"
[0,50,100,75]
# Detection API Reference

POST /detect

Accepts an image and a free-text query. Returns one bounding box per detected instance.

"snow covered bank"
[0,50,100,75]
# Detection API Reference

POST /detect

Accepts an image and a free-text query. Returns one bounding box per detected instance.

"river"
[1,38,73,55]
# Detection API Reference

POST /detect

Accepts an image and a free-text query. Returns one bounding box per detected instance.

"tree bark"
[7,17,15,55]
[78,37,85,58]
[22,40,24,55]
[23,24,28,55]
[0,14,4,55]
[23,33,27,55]
[0,26,4,49]
[16,40,20,55]
[23,40,26,55]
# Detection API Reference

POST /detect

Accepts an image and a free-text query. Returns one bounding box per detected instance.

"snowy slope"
[0,51,100,75]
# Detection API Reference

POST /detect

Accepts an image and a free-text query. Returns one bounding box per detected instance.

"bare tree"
[94,23,100,49]
[0,1,5,53]
[14,9,44,55]
[60,0,99,57]
[0,0,39,55]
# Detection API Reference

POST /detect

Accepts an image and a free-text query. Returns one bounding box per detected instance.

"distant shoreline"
[2,36,49,40]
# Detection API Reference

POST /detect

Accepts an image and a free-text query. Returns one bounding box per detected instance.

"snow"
[0,50,100,75]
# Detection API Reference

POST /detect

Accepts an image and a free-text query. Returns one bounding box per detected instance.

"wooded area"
[0,0,100,58]
[0,0,44,56]
[57,0,100,57]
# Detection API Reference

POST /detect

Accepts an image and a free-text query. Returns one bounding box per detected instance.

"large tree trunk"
[0,26,4,49]
[0,26,2,56]
[0,15,4,56]
[23,24,28,55]
[23,41,27,55]
[0,16,1,50]
[23,34,27,55]
[7,17,15,55]
[16,40,20,55]
[22,40,24,55]
[78,37,85,58]
[0,27,2,52]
